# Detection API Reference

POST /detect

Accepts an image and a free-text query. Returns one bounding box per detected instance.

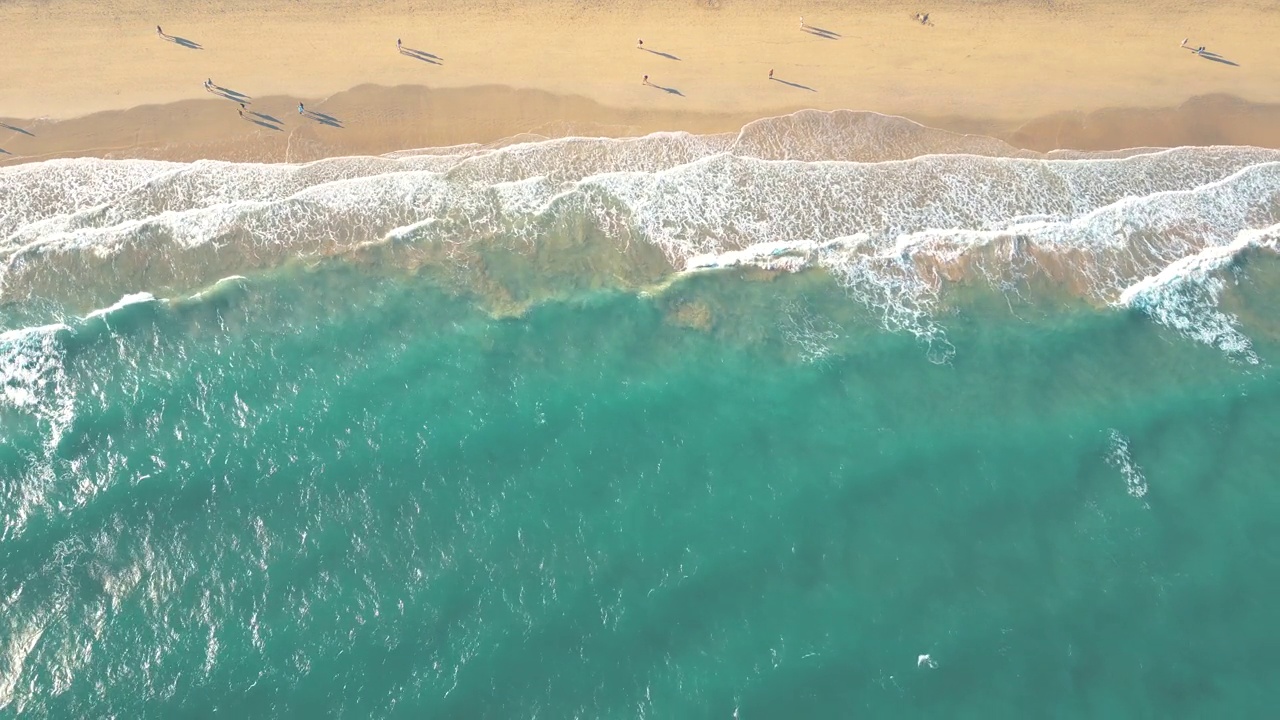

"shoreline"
[5,88,1280,168]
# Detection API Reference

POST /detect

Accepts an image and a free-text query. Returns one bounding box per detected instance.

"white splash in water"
[1118,223,1280,364]
[1106,429,1149,500]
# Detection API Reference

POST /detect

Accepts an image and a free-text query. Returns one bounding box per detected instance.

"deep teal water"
[3,262,1280,718]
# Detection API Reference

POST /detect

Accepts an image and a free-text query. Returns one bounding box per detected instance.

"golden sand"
[2,0,1279,163]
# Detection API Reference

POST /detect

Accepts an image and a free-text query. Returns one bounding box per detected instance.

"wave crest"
[3,111,1279,357]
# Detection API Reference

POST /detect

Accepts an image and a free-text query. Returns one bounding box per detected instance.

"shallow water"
[3,112,1280,717]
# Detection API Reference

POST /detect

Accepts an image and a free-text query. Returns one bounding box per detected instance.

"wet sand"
[5,87,1280,167]
[2,0,1280,163]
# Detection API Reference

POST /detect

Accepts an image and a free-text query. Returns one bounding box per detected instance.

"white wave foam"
[83,291,158,321]
[0,616,44,712]
[1106,430,1149,500]
[1,323,72,415]
[1118,223,1280,362]
[2,113,1278,357]
[0,158,181,238]
[675,160,1279,353]
[685,236,862,274]
[0,324,76,543]
[181,275,248,303]
[779,299,842,364]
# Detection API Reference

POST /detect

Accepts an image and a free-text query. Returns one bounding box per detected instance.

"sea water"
[2,111,1280,717]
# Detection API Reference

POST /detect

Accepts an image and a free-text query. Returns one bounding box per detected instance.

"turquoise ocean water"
[3,112,1280,716]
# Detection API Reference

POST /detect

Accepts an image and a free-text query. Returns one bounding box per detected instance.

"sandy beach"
[2,0,1280,163]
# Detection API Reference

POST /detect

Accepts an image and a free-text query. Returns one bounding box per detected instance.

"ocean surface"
[3,111,1280,717]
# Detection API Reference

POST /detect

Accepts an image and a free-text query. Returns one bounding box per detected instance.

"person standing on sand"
[205,78,213,92]
[769,68,774,79]
[638,38,643,49]
[156,25,164,38]
[1181,37,1188,48]
[298,102,305,115]
[799,16,804,29]
[642,75,649,85]
[397,38,402,52]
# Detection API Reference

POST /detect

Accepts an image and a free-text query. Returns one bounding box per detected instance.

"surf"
[1,111,1277,359]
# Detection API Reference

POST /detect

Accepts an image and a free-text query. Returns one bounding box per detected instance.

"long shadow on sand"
[304,110,345,128]
[166,35,203,50]
[802,25,841,39]
[212,85,252,102]
[402,46,441,59]
[249,110,283,124]
[403,52,442,65]
[771,77,817,92]
[1198,51,1240,67]
[649,83,685,97]
[641,47,682,61]
[0,122,34,137]
[401,47,443,65]
[243,117,282,131]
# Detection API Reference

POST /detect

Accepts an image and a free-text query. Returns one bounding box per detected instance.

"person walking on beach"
[799,16,805,30]
[642,74,649,85]
[397,38,402,53]
[637,38,643,49]
[298,102,305,115]
[1181,37,1189,48]
[768,68,774,80]
[156,25,164,38]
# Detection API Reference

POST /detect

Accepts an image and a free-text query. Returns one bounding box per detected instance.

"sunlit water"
[3,111,1280,717]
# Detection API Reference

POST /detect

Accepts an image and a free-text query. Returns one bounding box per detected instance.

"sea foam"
[1,111,1278,358]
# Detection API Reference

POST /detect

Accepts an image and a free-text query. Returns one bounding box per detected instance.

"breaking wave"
[2,110,1278,356]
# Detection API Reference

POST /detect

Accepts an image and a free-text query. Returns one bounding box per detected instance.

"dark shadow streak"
[213,86,252,100]
[0,149,10,155]
[306,110,343,124]
[803,25,841,37]
[650,84,684,96]
[803,28,839,40]
[0,122,34,137]
[771,77,817,92]
[245,118,282,131]
[401,47,441,60]
[1198,53,1240,67]
[303,111,344,128]
[402,51,442,65]
[641,48,682,61]
[168,36,203,50]
[250,111,282,124]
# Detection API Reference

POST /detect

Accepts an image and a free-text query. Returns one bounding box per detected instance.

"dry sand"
[2,0,1280,164]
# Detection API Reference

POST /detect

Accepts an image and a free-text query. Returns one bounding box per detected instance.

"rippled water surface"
[3,112,1280,717]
